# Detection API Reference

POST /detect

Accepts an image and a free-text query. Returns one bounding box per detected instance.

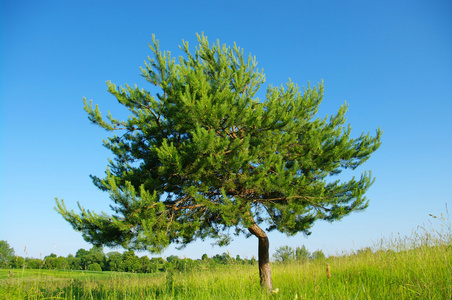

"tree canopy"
[0,240,15,266]
[55,33,381,289]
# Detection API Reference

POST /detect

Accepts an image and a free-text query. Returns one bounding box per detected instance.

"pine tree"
[55,33,382,290]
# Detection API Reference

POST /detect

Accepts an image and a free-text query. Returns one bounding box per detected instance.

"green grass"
[1,224,451,299]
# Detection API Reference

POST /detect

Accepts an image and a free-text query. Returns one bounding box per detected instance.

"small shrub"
[87,263,102,272]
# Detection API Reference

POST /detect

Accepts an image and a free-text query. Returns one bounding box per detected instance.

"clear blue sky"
[1,0,451,260]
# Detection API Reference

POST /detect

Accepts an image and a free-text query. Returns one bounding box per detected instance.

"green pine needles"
[55,33,381,290]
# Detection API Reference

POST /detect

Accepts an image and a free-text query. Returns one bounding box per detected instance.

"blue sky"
[1,0,451,260]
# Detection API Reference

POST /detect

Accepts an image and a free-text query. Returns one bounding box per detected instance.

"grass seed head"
[326,263,331,279]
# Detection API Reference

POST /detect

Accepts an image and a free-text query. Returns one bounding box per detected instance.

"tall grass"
[1,214,450,299]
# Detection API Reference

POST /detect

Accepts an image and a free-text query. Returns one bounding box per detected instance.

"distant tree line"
[1,240,327,273]
[272,245,326,262]
[0,240,259,273]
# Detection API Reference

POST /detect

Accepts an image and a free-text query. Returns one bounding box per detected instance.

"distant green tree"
[75,249,89,258]
[140,255,151,273]
[43,255,67,269]
[56,256,69,269]
[273,245,294,262]
[310,249,326,260]
[43,257,55,269]
[122,250,141,272]
[66,255,81,270]
[295,246,310,262]
[87,263,102,272]
[106,251,123,272]
[43,254,61,269]
[10,256,25,269]
[56,34,382,290]
[212,253,230,264]
[0,241,15,268]
[25,258,43,269]
[236,255,243,264]
[166,255,179,265]
[149,257,165,273]
[85,246,105,269]
[356,247,373,256]
[175,257,194,272]
[75,249,89,269]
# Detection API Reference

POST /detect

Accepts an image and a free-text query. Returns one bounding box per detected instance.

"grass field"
[1,222,451,299]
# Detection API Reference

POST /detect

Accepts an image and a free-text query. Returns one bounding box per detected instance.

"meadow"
[1,220,451,299]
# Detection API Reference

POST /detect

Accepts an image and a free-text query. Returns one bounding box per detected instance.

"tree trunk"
[248,223,273,291]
